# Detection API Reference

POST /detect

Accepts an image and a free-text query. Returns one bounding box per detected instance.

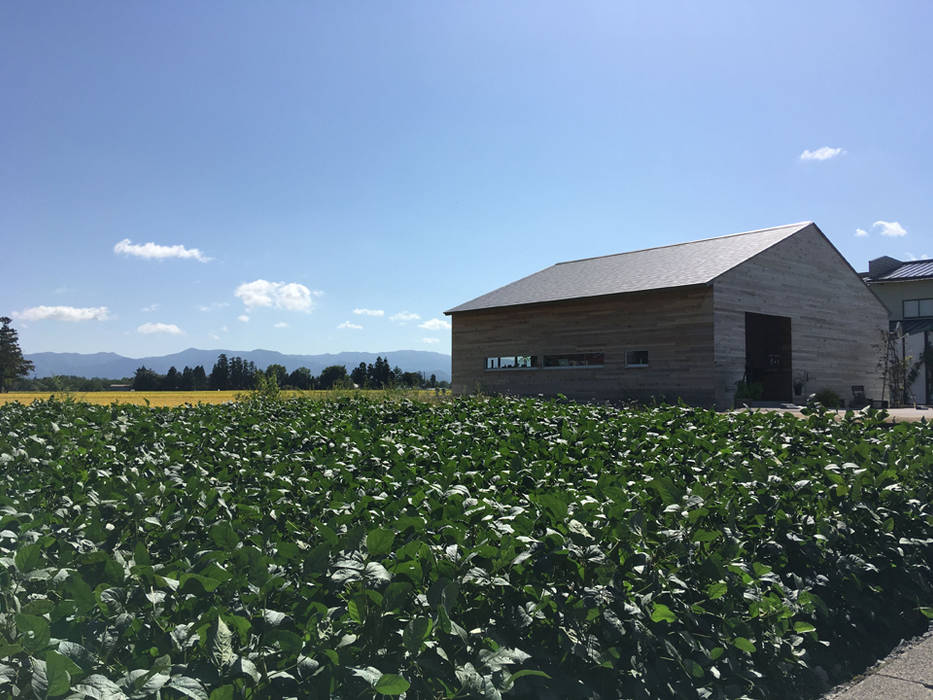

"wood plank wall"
[712,224,889,406]
[450,285,717,404]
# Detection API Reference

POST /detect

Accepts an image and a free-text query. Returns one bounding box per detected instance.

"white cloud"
[137,322,183,335]
[14,305,110,322]
[390,311,421,323]
[274,321,288,328]
[209,332,221,340]
[338,321,363,330]
[855,228,868,238]
[800,146,844,161]
[353,308,384,316]
[419,318,451,331]
[422,337,440,344]
[114,238,211,262]
[197,302,229,312]
[220,325,229,333]
[238,315,250,323]
[873,220,907,237]
[235,279,319,312]
[906,252,930,261]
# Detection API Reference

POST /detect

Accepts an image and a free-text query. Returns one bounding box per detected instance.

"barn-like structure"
[445,222,889,407]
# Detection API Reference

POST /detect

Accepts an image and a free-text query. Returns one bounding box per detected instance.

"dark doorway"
[745,312,792,401]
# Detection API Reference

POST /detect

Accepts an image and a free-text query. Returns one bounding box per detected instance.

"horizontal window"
[485,355,537,370]
[625,350,649,367]
[542,353,604,368]
[904,298,933,318]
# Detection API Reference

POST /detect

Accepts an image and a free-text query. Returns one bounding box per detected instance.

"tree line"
[0,316,449,392]
[130,354,446,391]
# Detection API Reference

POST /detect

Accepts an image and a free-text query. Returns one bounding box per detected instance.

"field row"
[0,388,446,408]
[0,396,930,698]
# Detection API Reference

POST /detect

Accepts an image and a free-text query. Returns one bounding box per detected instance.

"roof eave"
[445,281,713,315]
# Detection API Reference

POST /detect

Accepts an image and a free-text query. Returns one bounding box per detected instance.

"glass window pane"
[904,300,919,317]
[919,299,933,316]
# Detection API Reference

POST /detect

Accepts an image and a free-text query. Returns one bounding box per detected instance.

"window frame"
[625,350,649,368]
[541,352,605,369]
[903,298,933,318]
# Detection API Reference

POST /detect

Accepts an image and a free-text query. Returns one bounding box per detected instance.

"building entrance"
[745,312,793,401]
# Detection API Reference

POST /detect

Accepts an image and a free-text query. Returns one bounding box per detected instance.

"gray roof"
[446,222,812,314]
[869,260,933,281]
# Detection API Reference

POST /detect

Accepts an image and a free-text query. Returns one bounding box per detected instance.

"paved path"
[824,624,933,699]
[735,406,932,423]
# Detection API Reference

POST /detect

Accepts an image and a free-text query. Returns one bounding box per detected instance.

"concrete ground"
[735,405,932,423]
[823,624,933,699]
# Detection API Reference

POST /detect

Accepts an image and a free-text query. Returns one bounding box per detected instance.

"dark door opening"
[745,312,792,401]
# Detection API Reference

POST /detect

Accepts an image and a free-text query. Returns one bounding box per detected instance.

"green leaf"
[69,674,125,699]
[167,675,209,700]
[478,647,531,672]
[16,613,51,654]
[403,616,433,651]
[179,573,222,594]
[706,582,728,600]
[210,617,235,669]
[351,666,383,685]
[374,674,410,695]
[45,651,72,697]
[15,543,43,573]
[208,685,235,700]
[0,643,22,661]
[366,528,396,556]
[231,657,261,684]
[209,521,239,550]
[65,572,97,614]
[506,669,551,686]
[732,637,756,654]
[919,607,933,619]
[650,603,676,624]
[793,621,817,633]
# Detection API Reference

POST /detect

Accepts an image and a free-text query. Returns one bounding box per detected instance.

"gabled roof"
[866,260,933,282]
[446,222,812,314]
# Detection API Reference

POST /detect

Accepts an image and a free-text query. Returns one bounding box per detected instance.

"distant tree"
[367,356,392,388]
[192,365,208,390]
[318,365,348,390]
[429,373,437,388]
[210,354,229,390]
[350,362,368,388]
[164,366,180,391]
[400,371,422,388]
[288,366,313,390]
[0,317,34,393]
[132,366,160,391]
[265,363,288,387]
[180,366,194,390]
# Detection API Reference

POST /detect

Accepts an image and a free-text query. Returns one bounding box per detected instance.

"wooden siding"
[712,224,889,406]
[450,286,716,404]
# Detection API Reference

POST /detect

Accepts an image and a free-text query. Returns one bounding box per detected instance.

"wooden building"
[445,222,889,407]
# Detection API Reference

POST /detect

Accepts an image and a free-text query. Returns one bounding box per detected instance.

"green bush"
[811,388,843,408]
[0,396,929,699]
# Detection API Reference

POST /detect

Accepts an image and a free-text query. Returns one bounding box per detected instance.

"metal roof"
[871,260,933,281]
[446,222,813,314]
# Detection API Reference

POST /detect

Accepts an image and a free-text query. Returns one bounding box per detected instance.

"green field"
[0,396,930,698]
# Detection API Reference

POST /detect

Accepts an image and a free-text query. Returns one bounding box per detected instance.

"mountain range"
[24,348,452,382]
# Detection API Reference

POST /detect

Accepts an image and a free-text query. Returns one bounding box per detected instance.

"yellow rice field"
[0,389,448,407]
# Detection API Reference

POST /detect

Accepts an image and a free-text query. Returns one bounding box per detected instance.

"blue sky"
[3,2,931,358]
